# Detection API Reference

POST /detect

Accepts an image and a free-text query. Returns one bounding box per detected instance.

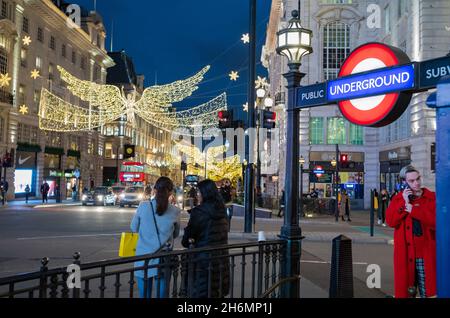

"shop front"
[14,150,38,198]
[66,152,81,200]
[379,147,411,193]
[43,149,64,199]
[309,151,365,209]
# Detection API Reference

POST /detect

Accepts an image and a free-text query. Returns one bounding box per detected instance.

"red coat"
[386,188,436,298]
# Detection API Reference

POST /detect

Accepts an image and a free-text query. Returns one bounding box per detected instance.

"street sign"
[337,43,413,127]
[313,166,325,176]
[296,83,327,108]
[419,56,450,90]
[328,64,415,102]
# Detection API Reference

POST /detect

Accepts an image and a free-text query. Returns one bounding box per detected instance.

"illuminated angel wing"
[134,93,227,136]
[38,89,123,132]
[58,66,124,111]
[135,66,210,111]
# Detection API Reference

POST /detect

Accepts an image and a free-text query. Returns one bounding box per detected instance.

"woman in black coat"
[182,179,230,298]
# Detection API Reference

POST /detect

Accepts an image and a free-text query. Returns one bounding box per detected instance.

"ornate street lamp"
[276,9,313,298]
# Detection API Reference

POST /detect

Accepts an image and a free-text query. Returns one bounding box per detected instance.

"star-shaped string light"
[22,36,32,46]
[19,105,29,115]
[255,76,269,89]
[0,73,11,87]
[243,103,248,112]
[31,69,40,80]
[229,71,239,81]
[241,33,250,44]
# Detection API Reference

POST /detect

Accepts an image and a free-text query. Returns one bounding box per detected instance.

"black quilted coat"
[182,201,230,298]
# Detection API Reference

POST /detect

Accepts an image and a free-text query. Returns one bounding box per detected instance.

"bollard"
[370,190,375,237]
[329,235,354,298]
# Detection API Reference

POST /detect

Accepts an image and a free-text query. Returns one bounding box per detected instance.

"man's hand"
[402,189,413,204]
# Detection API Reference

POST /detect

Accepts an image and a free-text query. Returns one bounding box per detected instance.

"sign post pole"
[427,77,450,297]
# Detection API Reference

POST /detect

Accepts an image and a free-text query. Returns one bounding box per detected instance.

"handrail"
[258,275,302,298]
[0,240,285,285]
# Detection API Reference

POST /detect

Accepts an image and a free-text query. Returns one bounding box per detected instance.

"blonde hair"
[399,165,420,181]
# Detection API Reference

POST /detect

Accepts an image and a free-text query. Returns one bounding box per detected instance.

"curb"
[225,231,393,245]
[33,203,81,209]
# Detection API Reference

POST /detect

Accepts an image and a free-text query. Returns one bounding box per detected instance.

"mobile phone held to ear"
[406,184,416,202]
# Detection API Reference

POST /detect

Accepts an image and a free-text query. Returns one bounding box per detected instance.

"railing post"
[39,257,49,299]
[186,239,195,298]
[73,252,81,298]
[370,190,375,237]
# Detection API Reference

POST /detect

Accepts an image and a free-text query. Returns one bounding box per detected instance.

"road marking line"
[301,260,368,265]
[17,233,121,241]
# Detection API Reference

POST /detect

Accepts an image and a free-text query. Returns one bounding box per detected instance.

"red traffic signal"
[262,111,276,129]
[340,154,348,163]
[218,110,233,129]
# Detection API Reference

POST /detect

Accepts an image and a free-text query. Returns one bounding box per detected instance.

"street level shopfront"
[379,146,411,193]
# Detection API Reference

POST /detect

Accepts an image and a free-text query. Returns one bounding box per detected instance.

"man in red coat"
[386,165,436,298]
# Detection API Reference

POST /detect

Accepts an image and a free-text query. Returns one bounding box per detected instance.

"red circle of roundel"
[337,43,409,127]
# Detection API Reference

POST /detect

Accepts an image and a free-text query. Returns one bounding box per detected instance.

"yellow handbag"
[119,232,139,258]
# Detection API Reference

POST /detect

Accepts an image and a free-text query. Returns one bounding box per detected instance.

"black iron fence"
[0,240,291,299]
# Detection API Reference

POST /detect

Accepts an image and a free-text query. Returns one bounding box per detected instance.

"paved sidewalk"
[0,199,80,209]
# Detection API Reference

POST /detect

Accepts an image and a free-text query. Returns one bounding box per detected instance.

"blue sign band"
[296,83,328,108]
[327,64,416,102]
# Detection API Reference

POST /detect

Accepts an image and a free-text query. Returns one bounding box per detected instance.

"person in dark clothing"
[278,189,285,217]
[182,179,230,298]
[188,186,198,208]
[380,189,389,227]
[40,181,50,204]
[25,184,31,204]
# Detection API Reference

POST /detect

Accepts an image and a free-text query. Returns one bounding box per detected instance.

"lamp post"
[256,87,266,194]
[299,156,305,218]
[276,9,313,298]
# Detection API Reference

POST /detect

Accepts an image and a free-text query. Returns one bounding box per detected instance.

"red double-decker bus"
[119,162,147,184]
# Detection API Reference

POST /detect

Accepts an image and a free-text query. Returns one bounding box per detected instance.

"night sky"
[74,0,273,122]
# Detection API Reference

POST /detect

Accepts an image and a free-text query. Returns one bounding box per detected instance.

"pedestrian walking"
[130,177,181,298]
[25,184,31,204]
[182,179,230,298]
[277,189,285,218]
[373,189,380,225]
[380,189,389,227]
[339,189,351,222]
[40,181,50,204]
[386,165,436,298]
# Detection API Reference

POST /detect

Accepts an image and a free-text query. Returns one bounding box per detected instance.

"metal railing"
[0,240,288,299]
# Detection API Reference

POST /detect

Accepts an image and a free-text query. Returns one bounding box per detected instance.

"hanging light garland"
[39,66,227,135]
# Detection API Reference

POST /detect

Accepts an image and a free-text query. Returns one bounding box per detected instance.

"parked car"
[82,186,116,206]
[119,186,145,207]
[111,186,126,204]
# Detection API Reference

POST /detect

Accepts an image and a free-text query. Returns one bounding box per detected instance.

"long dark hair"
[197,179,225,212]
[154,177,174,215]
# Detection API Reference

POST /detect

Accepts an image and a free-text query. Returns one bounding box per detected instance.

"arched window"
[323,22,350,80]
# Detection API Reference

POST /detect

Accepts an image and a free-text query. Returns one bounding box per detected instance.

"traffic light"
[123,144,135,159]
[262,110,276,129]
[340,154,349,168]
[218,110,233,129]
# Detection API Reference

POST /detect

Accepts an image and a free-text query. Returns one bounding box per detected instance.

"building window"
[36,56,42,71]
[0,117,4,142]
[37,27,44,43]
[309,117,324,145]
[323,22,350,80]
[385,5,391,34]
[49,36,56,50]
[0,48,7,74]
[31,126,38,144]
[62,44,66,58]
[34,90,40,106]
[18,85,26,106]
[48,63,55,81]
[80,56,86,70]
[22,17,29,34]
[327,117,346,145]
[72,50,76,64]
[105,142,113,159]
[20,48,27,68]
[349,123,364,145]
[1,1,7,19]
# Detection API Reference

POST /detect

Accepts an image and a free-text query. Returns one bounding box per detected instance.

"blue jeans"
[137,276,166,298]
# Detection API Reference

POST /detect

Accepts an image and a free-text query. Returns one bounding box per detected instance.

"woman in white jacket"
[131,177,181,298]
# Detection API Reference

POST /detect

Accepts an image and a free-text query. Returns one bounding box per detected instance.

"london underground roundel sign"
[337,43,413,127]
